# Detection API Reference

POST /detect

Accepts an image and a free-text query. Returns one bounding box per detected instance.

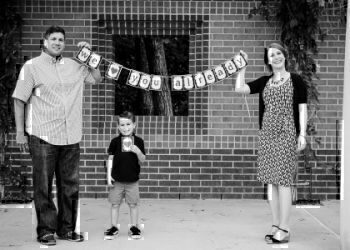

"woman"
[235,43,308,244]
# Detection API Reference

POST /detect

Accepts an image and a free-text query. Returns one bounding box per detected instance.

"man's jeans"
[29,135,80,238]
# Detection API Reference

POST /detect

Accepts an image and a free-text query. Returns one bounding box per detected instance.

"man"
[12,26,101,246]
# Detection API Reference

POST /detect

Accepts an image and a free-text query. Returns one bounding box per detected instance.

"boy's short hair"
[44,26,66,39]
[118,111,136,123]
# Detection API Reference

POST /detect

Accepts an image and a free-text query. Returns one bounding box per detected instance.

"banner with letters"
[76,46,247,91]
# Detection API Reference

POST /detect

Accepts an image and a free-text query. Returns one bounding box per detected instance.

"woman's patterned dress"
[257,78,297,187]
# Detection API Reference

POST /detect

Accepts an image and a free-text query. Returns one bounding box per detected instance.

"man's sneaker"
[37,233,56,246]
[58,231,84,242]
[129,226,142,240]
[104,226,119,240]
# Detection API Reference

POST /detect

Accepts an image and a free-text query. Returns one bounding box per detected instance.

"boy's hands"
[106,156,114,186]
[107,175,115,186]
[130,145,141,154]
[130,145,146,163]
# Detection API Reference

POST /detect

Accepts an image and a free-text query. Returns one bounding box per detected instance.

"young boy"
[104,111,146,240]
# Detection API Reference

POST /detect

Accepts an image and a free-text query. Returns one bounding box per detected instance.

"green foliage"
[277,1,325,170]
[248,0,275,21]
[0,1,26,202]
[0,0,23,134]
[0,164,24,187]
[0,163,29,202]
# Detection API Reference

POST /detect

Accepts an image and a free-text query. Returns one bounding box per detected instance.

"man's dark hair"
[118,111,136,123]
[44,26,66,39]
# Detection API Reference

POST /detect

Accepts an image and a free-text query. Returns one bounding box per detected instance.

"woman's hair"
[118,111,136,123]
[44,26,66,39]
[264,42,289,71]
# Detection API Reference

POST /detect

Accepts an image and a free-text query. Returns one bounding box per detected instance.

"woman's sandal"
[264,225,279,243]
[271,227,290,244]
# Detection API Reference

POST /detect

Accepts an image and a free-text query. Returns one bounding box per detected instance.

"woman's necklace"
[270,72,289,86]
[271,77,285,86]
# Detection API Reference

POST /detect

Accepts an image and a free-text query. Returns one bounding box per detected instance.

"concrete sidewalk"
[0,199,340,250]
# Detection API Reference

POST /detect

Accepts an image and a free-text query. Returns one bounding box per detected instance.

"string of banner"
[75,46,248,91]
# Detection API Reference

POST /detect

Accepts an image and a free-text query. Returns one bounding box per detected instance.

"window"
[113,35,189,116]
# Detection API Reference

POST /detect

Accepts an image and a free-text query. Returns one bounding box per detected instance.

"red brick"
[180,181,200,186]
[141,193,158,199]
[201,193,222,199]
[170,175,190,180]
[180,193,200,199]
[171,161,191,167]
[149,174,169,180]
[159,155,180,161]
[149,187,169,192]
[212,175,232,180]
[243,194,264,199]
[201,168,221,174]
[159,181,179,186]
[86,186,107,192]
[180,155,200,161]
[180,168,200,174]
[201,181,221,186]
[159,193,178,199]
[191,187,211,193]
[223,194,243,199]
[148,161,170,167]
[170,187,190,193]
[159,168,179,173]
[139,180,158,186]
[192,161,212,168]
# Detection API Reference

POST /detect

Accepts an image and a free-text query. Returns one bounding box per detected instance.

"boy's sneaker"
[57,231,84,242]
[104,226,119,240]
[37,233,56,246]
[129,226,142,240]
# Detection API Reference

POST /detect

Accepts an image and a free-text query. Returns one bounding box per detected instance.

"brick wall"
[8,0,344,200]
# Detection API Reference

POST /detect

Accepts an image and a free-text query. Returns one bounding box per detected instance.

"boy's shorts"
[108,181,140,205]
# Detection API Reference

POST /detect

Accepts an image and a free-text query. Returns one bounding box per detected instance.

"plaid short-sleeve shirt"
[12,52,96,145]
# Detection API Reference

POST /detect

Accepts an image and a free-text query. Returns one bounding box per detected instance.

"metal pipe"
[340,1,350,249]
